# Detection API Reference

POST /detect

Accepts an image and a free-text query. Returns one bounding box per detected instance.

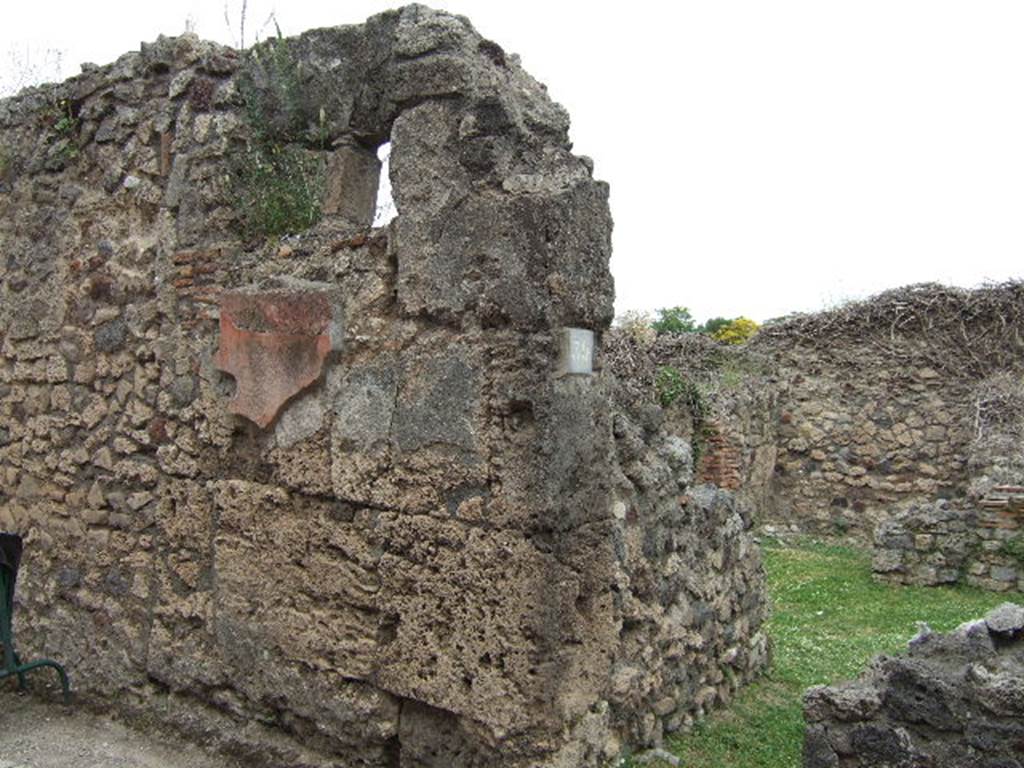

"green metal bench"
[0,533,71,704]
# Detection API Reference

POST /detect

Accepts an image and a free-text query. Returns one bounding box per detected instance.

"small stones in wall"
[873,488,1024,593]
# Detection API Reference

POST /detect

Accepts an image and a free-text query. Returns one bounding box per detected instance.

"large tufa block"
[322,143,382,227]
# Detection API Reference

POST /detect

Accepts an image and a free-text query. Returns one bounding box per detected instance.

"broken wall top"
[0,4,615,342]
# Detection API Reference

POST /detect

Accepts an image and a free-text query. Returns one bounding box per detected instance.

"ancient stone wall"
[873,487,1024,592]
[604,332,780,521]
[609,284,1024,543]
[604,373,770,749]
[0,7,768,766]
[757,284,1024,538]
[803,602,1024,767]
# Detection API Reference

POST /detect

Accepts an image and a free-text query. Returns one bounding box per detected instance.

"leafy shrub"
[655,366,710,465]
[699,316,731,335]
[231,34,326,238]
[712,316,760,345]
[651,306,696,335]
[230,144,323,239]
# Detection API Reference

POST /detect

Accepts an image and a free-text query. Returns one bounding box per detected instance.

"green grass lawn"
[653,539,1023,768]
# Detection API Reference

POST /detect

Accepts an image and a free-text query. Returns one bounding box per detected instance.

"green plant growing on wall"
[1001,534,1024,566]
[700,316,731,336]
[240,31,316,143]
[40,97,80,168]
[655,365,711,465]
[655,365,687,408]
[231,32,327,238]
[231,142,323,239]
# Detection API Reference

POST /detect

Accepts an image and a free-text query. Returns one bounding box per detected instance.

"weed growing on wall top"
[38,97,81,170]
[240,33,316,144]
[231,32,326,238]
[656,365,711,465]
[230,143,323,239]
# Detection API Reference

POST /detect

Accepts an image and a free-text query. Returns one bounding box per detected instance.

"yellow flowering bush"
[712,316,759,345]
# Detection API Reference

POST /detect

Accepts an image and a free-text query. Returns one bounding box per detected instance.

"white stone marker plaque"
[558,327,594,376]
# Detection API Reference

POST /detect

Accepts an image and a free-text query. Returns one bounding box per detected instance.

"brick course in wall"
[695,419,743,490]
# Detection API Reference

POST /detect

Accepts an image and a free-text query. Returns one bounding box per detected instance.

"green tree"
[698,316,731,336]
[651,306,697,335]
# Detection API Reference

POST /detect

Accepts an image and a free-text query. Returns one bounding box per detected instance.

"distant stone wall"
[873,488,1024,592]
[764,354,969,537]
[803,603,1024,767]
[608,284,1024,543]
[757,284,1024,538]
[0,7,768,767]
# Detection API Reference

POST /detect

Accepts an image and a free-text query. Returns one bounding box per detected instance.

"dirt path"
[0,691,229,768]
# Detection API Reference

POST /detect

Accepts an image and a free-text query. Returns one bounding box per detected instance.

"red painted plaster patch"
[215,291,333,428]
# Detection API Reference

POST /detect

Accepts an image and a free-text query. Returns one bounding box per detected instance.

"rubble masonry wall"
[0,7,768,766]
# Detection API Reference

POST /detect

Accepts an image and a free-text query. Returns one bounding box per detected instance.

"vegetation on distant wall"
[712,317,759,345]
[620,307,761,344]
[36,96,81,170]
[655,365,711,464]
[700,317,731,336]
[651,306,698,335]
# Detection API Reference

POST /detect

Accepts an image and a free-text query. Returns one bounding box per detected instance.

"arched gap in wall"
[373,141,396,228]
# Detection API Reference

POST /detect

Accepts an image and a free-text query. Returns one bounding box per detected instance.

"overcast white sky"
[3,1,1022,323]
